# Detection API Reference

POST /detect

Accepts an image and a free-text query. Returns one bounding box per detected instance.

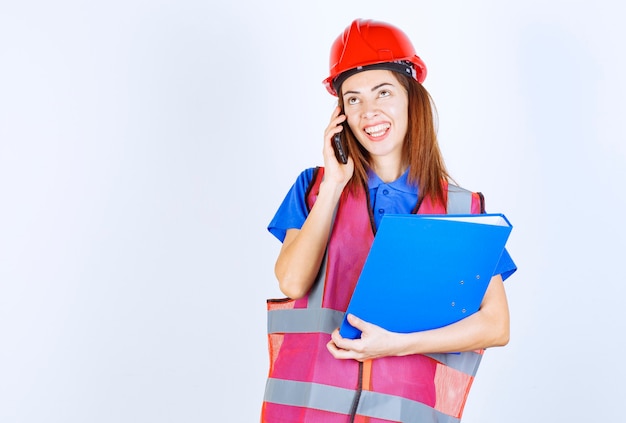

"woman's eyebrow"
[371,82,393,91]
[342,82,394,97]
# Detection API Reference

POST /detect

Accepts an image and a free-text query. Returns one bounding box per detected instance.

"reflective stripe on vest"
[446,184,473,214]
[263,168,484,423]
[265,378,461,423]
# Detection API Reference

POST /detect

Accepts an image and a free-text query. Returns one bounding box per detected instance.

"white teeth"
[364,124,390,136]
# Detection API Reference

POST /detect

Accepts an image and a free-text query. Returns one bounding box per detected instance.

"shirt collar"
[367,167,417,194]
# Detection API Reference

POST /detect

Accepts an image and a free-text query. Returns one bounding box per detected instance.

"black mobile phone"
[332,125,348,164]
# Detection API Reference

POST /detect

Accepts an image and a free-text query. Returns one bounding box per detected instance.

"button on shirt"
[367,168,418,230]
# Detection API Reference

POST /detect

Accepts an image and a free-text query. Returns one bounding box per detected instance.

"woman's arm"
[275,182,343,299]
[275,107,354,299]
[327,274,510,360]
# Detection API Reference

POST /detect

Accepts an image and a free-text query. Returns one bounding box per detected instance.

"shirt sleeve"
[267,168,316,243]
[494,248,517,281]
[484,199,517,281]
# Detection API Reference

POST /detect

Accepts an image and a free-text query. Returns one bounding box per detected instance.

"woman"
[262,19,516,423]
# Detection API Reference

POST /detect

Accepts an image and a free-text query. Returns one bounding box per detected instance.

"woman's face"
[341,69,409,166]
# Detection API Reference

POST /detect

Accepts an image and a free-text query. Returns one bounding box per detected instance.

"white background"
[1,1,625,422]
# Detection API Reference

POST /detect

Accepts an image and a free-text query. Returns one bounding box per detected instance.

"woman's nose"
[361,102,379,119]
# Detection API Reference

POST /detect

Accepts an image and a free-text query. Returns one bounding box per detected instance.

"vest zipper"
[348,361,363,422]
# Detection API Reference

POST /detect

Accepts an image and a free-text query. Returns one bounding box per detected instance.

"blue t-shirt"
[268,167,517,280]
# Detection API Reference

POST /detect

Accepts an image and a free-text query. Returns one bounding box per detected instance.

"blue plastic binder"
[339,213,513,339]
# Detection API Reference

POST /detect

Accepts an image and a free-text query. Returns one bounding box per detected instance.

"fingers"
[326,330,362,361]
[322,107,354,184]
[324,106,346,145]
[330,104,346,122]
[327,341,360,361]
[327,315,394,362]
[346,313,365,329]
[330,315,364,352]
[330,326,346,348]
[327,322,369,361]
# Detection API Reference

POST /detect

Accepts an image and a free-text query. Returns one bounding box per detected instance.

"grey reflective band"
[357,390,460,423]
[266,251,344,335]
[264,378,355,415]
[265,378,460,423]
[268,307,345,334]
[446,184,472,214]
[268,307,480,375]
[424,351,483,376]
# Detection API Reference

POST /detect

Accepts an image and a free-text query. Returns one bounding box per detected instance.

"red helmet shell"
[323,19,427,96]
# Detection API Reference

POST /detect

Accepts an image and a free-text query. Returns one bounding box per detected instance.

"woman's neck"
[370,157,406,183]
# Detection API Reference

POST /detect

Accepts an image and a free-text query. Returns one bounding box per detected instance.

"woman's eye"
[379,90,390,98]
[347,97,359,105]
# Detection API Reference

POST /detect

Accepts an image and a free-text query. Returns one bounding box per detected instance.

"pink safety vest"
[262,167,485,423]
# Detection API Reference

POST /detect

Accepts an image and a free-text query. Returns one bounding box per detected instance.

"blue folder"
[339,213,513,339]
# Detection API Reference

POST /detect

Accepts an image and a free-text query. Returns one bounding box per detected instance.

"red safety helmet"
[323,19,427,96]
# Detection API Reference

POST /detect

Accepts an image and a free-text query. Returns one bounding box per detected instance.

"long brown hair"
[337,72,451,209]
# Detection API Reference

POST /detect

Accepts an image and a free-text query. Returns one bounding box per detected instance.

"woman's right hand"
[322,106,354,190]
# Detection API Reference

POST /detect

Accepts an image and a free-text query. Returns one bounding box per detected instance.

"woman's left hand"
[327,314,402,361]
[327,275,510,361]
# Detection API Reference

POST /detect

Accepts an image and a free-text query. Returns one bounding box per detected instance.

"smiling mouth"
[364,123,390,138]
